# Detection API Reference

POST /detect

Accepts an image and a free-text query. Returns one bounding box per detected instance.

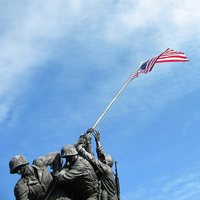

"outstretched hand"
[92,130,100,142]
[87,128,94,133]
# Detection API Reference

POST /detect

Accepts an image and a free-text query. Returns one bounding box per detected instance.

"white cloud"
[0,0,199,125]
[123,170,200,200]
[0,103,10,123]
[172,0,200,29]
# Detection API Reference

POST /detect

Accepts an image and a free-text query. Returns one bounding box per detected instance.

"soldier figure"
[56,145,99,200]
[10,129,119,200]
[9,152,71,200]
[76,130,118,200]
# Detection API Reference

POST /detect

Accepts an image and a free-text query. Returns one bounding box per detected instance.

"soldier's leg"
[85,193,98,200]
[101,190,108,200]
[108,194,118,200]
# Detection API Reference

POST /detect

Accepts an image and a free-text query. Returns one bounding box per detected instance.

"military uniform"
[14,165,52,200]
[78,147,118,200]
[10,153,71,200]
[58,145,99,200]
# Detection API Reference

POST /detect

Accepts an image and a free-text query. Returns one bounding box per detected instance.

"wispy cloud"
[123,169,200,200]
[0,0,199,125]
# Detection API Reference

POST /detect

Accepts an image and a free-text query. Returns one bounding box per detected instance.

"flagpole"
[92,61,143,129]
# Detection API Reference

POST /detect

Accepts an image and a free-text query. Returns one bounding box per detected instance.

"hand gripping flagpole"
[92,61,143,130]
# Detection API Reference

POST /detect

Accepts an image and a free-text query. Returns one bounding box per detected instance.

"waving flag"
[91,49,189,129]
[131,48,189,80]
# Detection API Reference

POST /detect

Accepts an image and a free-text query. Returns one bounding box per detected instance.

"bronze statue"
[56,145,99,200]
[9,152,71,200]
[76,130,118,200]
[9,129,120,200]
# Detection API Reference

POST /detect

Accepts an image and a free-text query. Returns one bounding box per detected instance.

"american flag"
[131,48,189,80]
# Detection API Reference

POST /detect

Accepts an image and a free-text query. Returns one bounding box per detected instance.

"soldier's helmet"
[61,145,78,158]
[9,155,29,174]
[104,154,114,167]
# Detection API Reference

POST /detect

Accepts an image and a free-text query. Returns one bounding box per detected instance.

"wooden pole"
[92,61,143,129]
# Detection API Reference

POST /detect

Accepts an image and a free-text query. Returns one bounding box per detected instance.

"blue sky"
[1,1,200,199]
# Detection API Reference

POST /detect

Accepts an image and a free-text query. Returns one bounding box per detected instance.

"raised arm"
[32,152,62,174]
[92,130,105,159]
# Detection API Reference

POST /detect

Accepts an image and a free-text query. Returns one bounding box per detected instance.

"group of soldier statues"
[9,128,121,200]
